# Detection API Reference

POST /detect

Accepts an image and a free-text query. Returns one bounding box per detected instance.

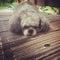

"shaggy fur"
[9,1,49,36]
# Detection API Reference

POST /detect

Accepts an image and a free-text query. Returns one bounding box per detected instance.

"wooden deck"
[0,13,60,60]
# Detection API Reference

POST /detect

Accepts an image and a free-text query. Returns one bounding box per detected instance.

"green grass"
[0,5,9,10]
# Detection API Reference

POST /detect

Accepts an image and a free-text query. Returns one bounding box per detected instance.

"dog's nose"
[28,29,33,35]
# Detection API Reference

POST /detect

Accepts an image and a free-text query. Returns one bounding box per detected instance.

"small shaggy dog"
[9,1,49,36]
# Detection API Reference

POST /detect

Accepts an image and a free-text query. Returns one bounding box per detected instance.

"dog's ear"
[9,17,22,35]
[39,19,49,33]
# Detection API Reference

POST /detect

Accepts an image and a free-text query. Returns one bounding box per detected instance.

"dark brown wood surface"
[0,13,60,60]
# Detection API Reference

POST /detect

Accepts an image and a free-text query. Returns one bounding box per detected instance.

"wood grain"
[0,13,60,60]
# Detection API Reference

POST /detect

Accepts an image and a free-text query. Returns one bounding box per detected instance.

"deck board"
[0,13,60,60]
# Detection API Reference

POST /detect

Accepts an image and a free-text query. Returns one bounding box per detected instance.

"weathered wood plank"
[0,13,60,60]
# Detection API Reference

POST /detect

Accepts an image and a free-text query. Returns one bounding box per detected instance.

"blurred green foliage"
[37,6,60,14]
[0,0,17,10]
[0,0,17,6]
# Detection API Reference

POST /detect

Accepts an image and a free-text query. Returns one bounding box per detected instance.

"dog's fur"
[9,1,49,36]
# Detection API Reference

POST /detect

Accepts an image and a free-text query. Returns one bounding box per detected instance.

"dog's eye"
[24,26,29,29]
[33,26,39,29]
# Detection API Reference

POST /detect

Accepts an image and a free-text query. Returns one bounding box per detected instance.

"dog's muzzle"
[23,28,37,36]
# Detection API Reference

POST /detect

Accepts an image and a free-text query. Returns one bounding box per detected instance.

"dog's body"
[9,1,49,36]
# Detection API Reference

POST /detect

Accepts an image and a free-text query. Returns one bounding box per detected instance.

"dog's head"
[20,10,41,36]
[9,2,49,36]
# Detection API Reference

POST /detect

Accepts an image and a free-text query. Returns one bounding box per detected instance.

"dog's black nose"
[28,29,33,34]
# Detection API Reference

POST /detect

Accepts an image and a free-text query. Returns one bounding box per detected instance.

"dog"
[9,1,49,36]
